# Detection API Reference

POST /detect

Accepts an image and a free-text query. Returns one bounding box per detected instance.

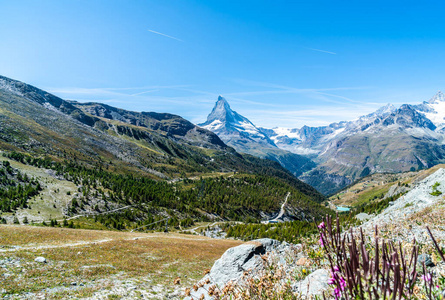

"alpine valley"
[3,77,445,299]
[201,93,445,195]
[0,75,328,228]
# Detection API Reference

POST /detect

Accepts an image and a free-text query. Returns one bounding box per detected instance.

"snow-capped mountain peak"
[374,103,397,116]
[199,96,276,148]
[428,91,445,104]
[204,95,246,125]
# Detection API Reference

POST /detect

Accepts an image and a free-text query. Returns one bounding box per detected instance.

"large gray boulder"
[209,238,281,287]
[185,239,300,300]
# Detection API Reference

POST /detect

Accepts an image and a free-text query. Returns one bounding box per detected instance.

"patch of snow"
[0,78,24,97]
[272,127,301,139]
[202,120,223,131]
[423,101,445,127]
[235,121,261,135]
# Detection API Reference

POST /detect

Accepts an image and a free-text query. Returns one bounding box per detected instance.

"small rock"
[296,257,310,266]
[34,257,46,263]
[355,213,372,221]
[71,282,77,286]
[418,254,435,267]
[293,269,329,296]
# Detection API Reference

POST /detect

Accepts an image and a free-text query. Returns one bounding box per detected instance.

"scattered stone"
[34,257,46,263]
[296,257,310,266]
[418,254,435,267]
[293,269,330,297]
[173,277,181,285]
[355,212,372,221]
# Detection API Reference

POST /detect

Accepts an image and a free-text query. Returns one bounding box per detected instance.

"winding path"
[269,192,291,222]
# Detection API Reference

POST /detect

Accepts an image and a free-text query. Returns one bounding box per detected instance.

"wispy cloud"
[305,47,337,55]
[46,79,387,129]
[130,89,159,96]
[229,78,369,93]
[147,29,183,42]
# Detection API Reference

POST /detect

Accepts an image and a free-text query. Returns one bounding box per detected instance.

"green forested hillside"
[0,160,41,212]
[0,75,330,229]
[2,150,330,229]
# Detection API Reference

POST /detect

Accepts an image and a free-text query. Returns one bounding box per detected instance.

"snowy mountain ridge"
[199,91,445,195]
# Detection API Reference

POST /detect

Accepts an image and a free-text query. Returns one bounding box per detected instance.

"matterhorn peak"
[199,95,241,126]
[428,91,445,104]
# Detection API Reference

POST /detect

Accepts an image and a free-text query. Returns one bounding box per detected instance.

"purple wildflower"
[422,274,432,282]
[339,276,346,291]
[318,221,326,229]
[333,287,342,299]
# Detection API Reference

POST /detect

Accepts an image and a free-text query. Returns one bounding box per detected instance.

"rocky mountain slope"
[199,96,316,176]
[299,96,445,194]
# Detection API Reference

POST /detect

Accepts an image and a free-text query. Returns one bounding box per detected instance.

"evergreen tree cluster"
[0,160,41,212]
[226,220,318,243]
[4,151,330,229]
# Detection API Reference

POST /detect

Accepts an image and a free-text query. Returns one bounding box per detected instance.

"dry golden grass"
[0,225,242,298]
[0,225,134,247]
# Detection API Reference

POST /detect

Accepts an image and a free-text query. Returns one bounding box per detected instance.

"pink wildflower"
[422,274,432,282]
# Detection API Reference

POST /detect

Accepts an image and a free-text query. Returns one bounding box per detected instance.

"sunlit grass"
[0,225,241,298]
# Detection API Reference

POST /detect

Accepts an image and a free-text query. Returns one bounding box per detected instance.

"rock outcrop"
[185,238,329,300]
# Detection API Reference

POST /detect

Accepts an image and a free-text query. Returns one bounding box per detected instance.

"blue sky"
[1,0,445,128]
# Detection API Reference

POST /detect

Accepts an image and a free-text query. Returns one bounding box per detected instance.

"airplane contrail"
[306,47,337,55]
[147,29,183,42]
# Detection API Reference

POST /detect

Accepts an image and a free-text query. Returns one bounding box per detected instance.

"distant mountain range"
[201,92,445,195]
[0,75,328,223]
